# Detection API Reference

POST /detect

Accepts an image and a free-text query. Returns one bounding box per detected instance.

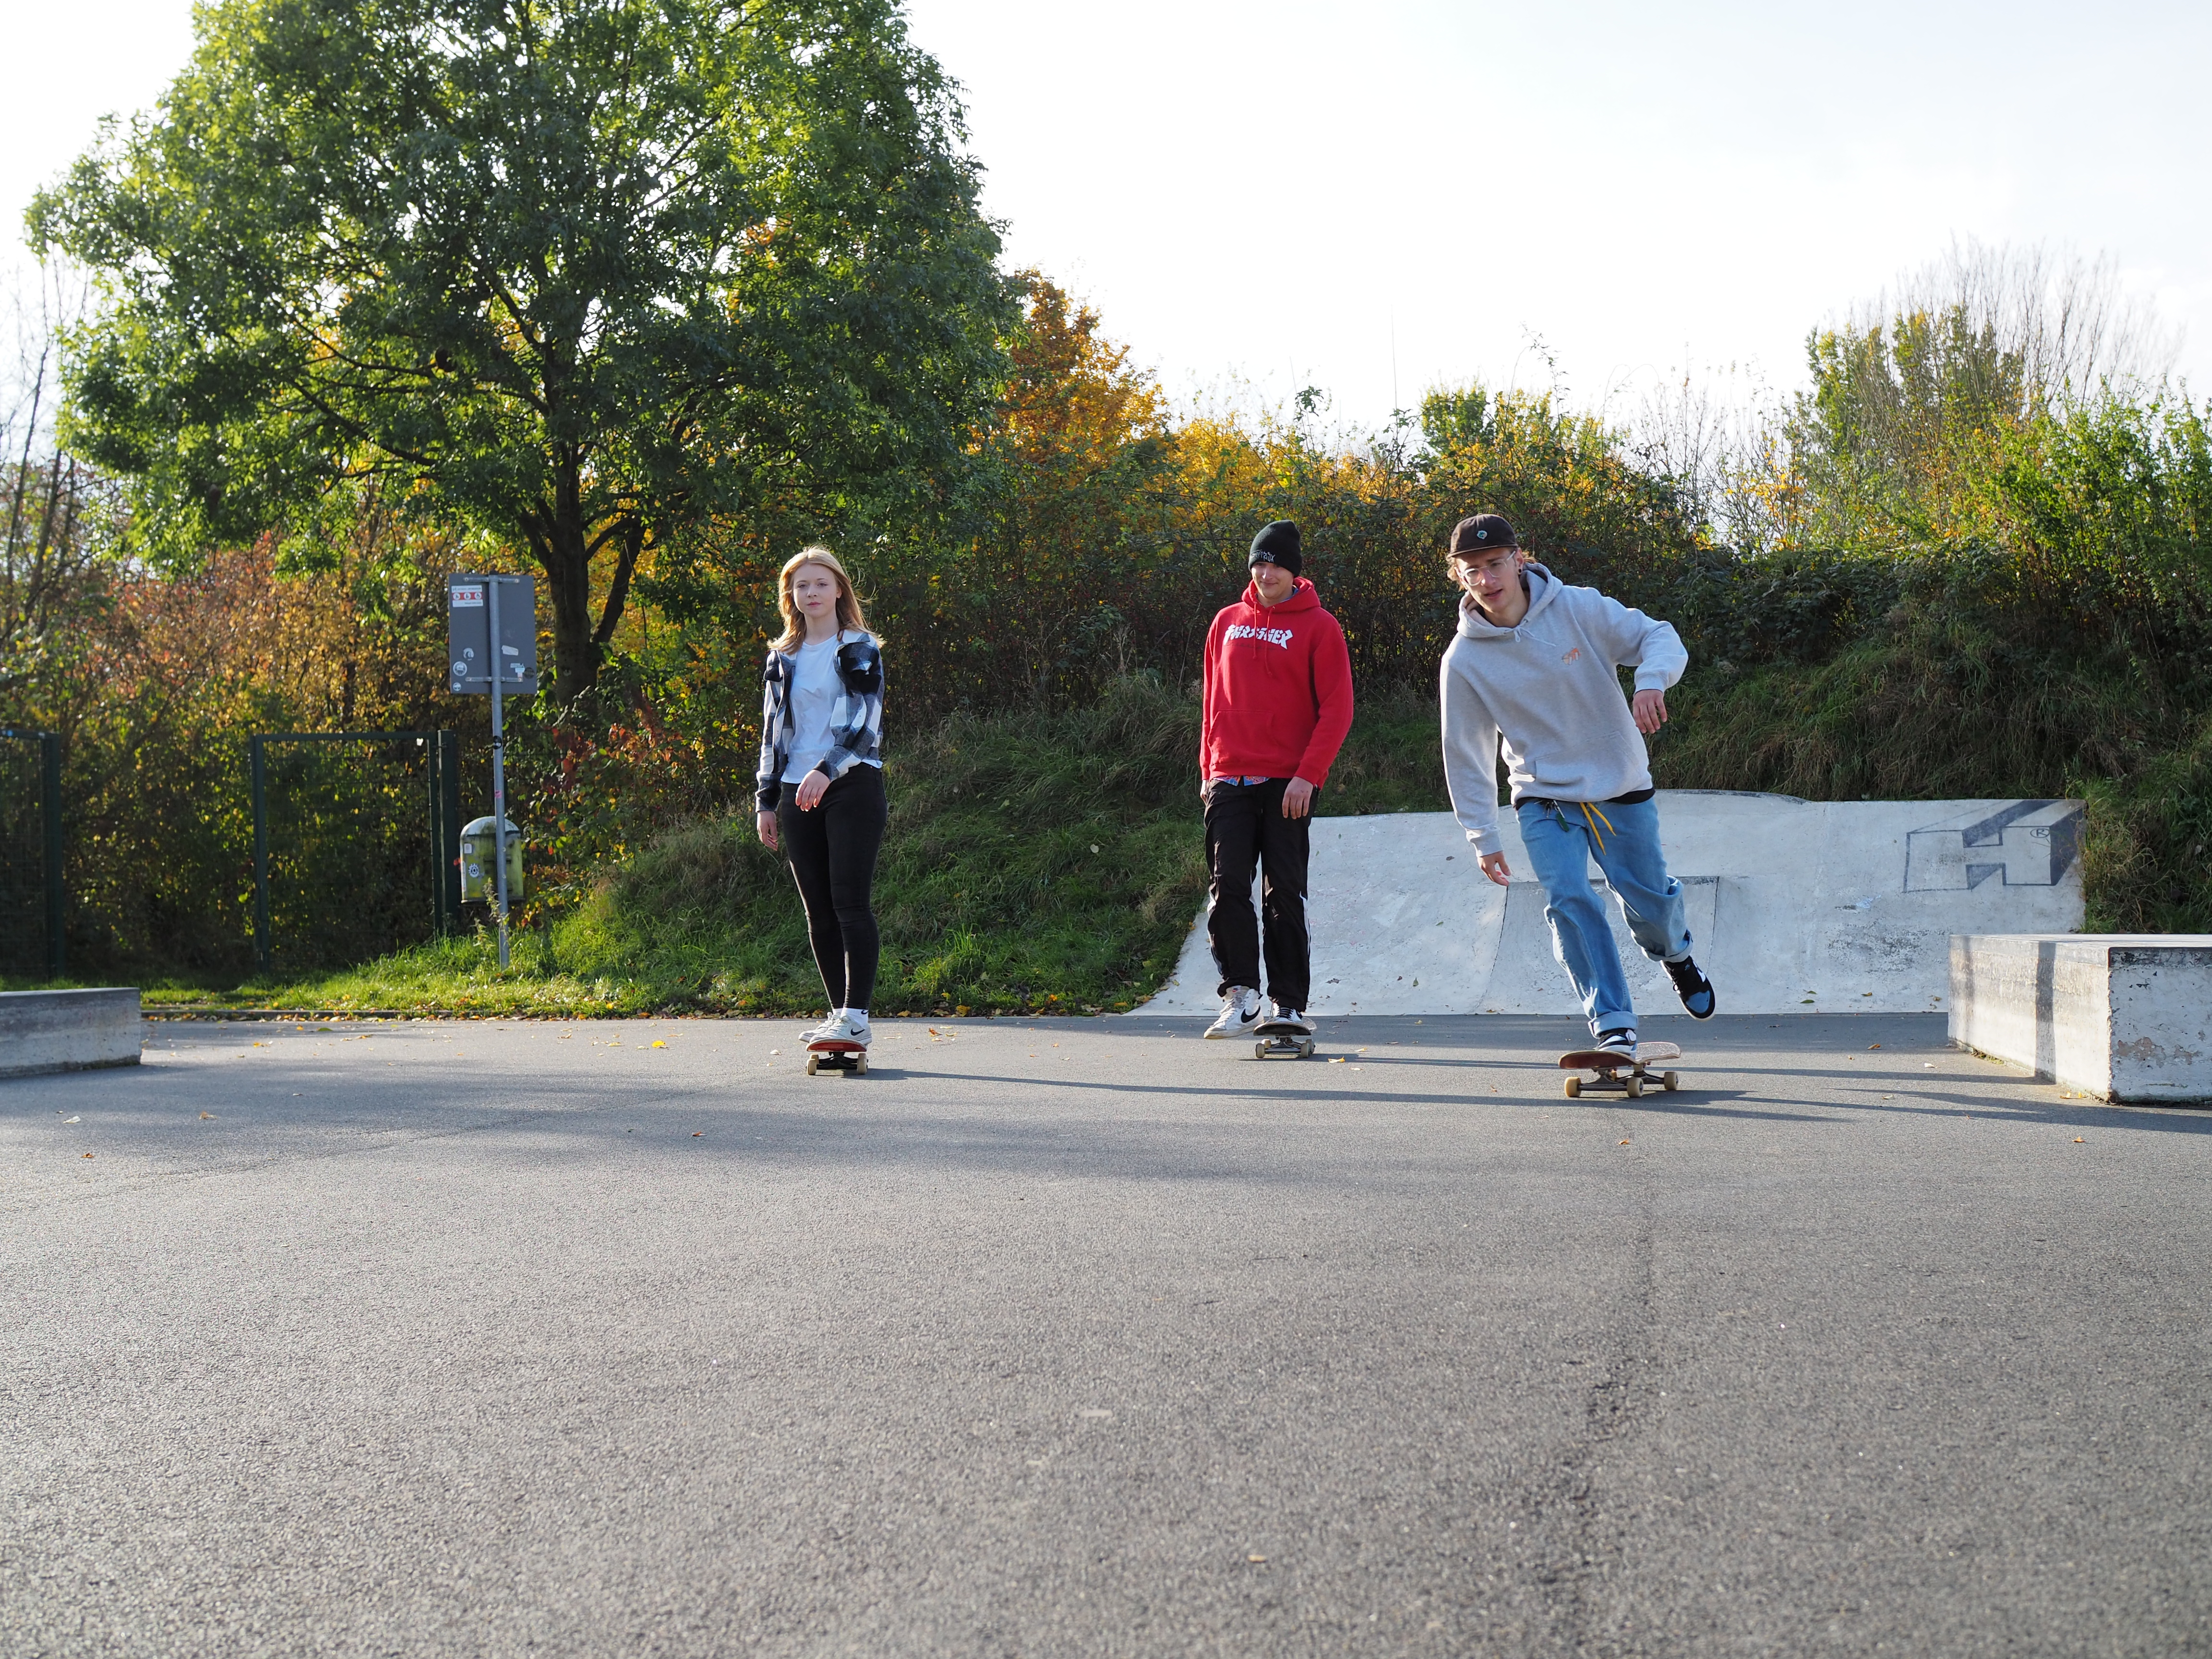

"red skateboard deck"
[806,1039,868,1076]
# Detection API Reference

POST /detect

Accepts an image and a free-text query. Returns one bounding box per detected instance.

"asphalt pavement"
[5,1012,2209,1657]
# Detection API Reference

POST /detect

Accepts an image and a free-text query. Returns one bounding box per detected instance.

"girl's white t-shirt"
[781,635,843,783]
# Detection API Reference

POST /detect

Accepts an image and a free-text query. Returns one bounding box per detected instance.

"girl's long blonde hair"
[771,546,869,652]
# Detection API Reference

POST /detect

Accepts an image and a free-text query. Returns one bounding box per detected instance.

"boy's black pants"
[776,766,887,1010]
[1203,778,1312,1010]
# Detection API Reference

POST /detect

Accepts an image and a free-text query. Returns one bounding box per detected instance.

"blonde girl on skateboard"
[754,547,887,1053]
[1437,514,1717,1058]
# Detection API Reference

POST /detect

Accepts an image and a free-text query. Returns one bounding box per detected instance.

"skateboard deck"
[1251,1019,1316,1060]
[1557,1040,1681,1098]
[806,1039,868,1076]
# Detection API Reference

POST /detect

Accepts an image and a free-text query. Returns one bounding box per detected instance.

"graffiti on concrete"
[1905,800,2082,891]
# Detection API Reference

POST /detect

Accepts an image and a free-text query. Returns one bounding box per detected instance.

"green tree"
[34,0,1013,705]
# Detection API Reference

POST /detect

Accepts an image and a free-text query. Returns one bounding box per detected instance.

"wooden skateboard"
[1252,1019,1316,1060]
[806,1039,868,1076]
[1558,1040,1681,1098]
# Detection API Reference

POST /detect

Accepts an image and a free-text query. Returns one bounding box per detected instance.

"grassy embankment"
[117,556,2212,1017]
[139,677,1448,1017]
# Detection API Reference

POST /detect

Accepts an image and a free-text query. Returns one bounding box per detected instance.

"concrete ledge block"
[0,989,143,1080]
[1949,936,2212,1103]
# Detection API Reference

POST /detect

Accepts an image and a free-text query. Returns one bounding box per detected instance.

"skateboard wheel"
[1254,1041,1267,1060]
[1563,1076,1581,1097]
[854,1055,868,1076]
[1624,1075,1642,1098]
[805,1054,819,1075]
[1299,1040,1315,1058]
[1662,1070,1678,1092]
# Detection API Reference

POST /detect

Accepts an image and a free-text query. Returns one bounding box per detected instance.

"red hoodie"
[1200,577,1356,787]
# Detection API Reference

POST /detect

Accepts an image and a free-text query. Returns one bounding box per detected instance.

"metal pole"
[487,577,510,969]
[40,733,63,979]
[250,735,270,974]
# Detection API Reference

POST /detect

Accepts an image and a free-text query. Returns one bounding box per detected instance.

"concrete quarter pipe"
[1137,791,2084,1017]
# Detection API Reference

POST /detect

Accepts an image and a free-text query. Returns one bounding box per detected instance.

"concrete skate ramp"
[1137,792,2084,1017]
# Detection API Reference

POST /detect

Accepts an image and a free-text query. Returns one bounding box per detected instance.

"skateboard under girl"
[806,1039,868,1076]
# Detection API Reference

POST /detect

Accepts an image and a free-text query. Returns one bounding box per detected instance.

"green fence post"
[41,733,63,979]
[426,736,446,938]
[251,735,270,974]
[439,730,462,933]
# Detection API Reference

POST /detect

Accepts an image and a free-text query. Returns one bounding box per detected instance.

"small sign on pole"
[448,577,538,695]
[446,574,537,968]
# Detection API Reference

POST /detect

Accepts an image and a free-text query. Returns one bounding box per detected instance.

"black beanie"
[1249,520,1302,577]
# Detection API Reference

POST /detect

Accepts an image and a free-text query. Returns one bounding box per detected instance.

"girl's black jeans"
[776,765,888,1010]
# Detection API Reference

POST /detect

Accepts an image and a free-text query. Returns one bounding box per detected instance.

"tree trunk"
[542,463,599,707]
[541,504,597,712]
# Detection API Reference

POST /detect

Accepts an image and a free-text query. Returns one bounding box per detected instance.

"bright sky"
[8,0,2209,432]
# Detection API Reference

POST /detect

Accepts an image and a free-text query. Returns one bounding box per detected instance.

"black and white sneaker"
[1205,987,1264,1039]
[1665,956,1717,1019]
[1266,1006,1314,1035]
[1594,1027,1637,1059]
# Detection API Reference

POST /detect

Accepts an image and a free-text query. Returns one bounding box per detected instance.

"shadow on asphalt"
[907,1070,1842,1124]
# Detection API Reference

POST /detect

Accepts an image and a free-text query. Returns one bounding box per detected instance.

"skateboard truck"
[806,1040,868,1076]
[1252,1021,1316,1060]
[1558,1041,1681,1098]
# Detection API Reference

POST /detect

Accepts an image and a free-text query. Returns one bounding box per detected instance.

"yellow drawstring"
[1577,802,1614,854]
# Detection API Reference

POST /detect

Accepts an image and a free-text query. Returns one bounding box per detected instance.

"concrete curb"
[1949,934,2212,1103]
[0,988,143,1080]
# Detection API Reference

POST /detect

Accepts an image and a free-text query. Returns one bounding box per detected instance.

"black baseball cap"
[1448,513,1517,558]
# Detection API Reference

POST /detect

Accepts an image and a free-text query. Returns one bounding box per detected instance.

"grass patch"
[187,676,1200,1015]
[115,676,1457,1016]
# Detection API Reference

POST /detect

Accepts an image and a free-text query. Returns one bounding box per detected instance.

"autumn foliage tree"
[35,0,1013,707]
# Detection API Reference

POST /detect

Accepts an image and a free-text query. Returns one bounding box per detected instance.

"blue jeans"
[1515,796,1690,1039]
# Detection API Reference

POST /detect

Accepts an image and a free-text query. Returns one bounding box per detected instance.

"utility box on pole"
[459,817,525,903]
[447,574,537,967]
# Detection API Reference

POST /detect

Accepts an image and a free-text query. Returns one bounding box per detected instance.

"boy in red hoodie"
[1198,520,1356,1039]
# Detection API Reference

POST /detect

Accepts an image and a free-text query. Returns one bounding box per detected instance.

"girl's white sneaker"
[813,1009,871,1047]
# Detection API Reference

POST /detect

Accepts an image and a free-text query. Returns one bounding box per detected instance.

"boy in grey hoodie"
[1438,513,1717,1055]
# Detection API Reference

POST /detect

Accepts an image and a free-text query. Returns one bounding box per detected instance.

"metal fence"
[249,731,462,975]
[0,726,64,979]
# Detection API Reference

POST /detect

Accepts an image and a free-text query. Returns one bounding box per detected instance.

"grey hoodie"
[1439,563,1687,856]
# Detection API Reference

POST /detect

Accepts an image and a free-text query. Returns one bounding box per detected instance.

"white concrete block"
[1949,936,2212,1104]
[0,988,143,1079]
[1141,794,2084,1018]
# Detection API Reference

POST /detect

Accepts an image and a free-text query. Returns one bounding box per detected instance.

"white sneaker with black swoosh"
[1205,987,1264,1039]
